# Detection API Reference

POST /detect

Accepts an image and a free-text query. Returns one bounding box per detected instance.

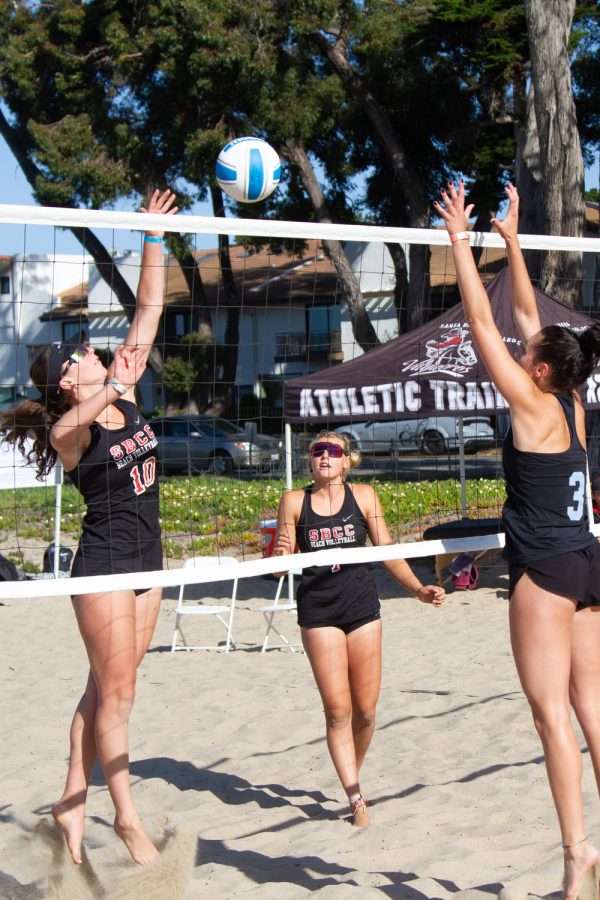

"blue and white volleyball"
[216,137,281,203]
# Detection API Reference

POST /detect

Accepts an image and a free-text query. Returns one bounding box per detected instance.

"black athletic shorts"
[71,538,163,597]
[302,609,381,635]
[508,542,600,610]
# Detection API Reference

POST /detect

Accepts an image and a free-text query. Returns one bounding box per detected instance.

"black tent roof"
[284,268,600,423]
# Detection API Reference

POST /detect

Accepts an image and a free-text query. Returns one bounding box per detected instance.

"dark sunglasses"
[60,344,89,376]
[311,441,347,458]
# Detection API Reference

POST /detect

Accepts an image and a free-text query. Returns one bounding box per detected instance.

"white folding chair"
[258,570,303,653]
[171,556,239,653]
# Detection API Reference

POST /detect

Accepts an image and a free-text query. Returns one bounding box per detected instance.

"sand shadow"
[194,836,431,897]
[129,756,338,821]
[0,868,44,900]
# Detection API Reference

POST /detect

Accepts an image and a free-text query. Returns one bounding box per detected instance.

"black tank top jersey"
[295,483,380,627]
[67,400,161,560]
[502,393,595,565]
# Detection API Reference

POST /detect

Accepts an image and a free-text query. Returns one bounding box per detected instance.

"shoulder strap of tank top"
[344,481,367,520]
[554,393,580,449]
[114,398,139,424]
[343,482,356,509]
[299,486,312,522]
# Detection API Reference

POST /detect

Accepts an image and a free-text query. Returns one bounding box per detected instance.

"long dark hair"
[534,323,600,393]
[0,346,71,479]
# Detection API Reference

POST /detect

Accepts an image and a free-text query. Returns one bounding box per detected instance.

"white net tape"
[0,533,507,600]
[2,203,600,252]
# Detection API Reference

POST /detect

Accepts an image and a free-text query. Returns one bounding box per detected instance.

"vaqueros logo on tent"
[402,326,477,377]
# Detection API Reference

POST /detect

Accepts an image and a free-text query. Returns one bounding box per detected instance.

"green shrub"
[0,475,507,562]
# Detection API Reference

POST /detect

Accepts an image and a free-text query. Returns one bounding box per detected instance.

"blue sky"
[0,135,215,255]
[0,133,598,257]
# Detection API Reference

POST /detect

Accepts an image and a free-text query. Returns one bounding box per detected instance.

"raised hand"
[433,180,474,237]
[491,182,519,243]
[113,345,148,389]
[141,189,178,237]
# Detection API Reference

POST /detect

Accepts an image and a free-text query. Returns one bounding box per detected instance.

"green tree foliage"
[0,0,597,335]
[162,330,218,411]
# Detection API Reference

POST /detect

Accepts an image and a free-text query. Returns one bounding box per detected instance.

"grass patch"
[0,474,507,564]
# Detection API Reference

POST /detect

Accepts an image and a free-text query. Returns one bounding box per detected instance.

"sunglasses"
[60,344,89,376]
[311,441,347,458]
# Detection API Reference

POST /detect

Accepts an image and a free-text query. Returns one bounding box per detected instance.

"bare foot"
[114,816,159,865]
[51,799,85,865]
[349,795,370,828]
[563,840,599,900]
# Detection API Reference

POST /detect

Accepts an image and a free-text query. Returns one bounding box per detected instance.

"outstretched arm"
[433,181,535,410]
[122,188,178,357]
[359,485,445,606]
[50,345,149,465]
[492,183,540,341]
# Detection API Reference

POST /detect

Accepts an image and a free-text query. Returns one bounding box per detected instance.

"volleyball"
[215,137,281,203]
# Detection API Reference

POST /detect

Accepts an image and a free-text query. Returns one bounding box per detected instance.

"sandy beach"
[0,552,598,899]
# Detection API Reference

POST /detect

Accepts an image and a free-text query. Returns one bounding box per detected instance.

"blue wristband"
[144,235,163,244]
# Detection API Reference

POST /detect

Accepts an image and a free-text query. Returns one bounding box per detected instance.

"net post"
[458,419,468,518]
[53,460,64,579]
[284,422,295,603]
[284,422,293,491]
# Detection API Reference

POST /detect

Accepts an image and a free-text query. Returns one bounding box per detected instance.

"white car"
[334,415,495,456]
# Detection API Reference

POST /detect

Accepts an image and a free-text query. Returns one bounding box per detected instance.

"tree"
[518,0,585,304]
[1,0,596,354]
[162,329,217,413]
[284,137,379,348]
[0,0,219,390]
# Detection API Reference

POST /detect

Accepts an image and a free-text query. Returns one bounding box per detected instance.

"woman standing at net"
[0,189,177,865]
[435,181,600,900]
[273,431,445,827]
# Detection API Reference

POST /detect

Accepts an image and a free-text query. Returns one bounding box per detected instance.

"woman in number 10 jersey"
[0,189,177,866]
[435,181,600,900]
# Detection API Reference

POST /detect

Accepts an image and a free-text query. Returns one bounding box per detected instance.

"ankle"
[563,835,587,855]
[114,812,142,832]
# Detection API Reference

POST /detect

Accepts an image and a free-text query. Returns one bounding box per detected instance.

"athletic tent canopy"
[283,268,600,424]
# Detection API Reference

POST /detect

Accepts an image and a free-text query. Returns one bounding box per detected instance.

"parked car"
[149,415,283,475]
[334,415,495,456]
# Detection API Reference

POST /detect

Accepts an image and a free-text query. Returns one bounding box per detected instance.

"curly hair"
[0,346,70,479]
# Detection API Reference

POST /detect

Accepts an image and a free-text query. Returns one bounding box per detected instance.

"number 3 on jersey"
[130,458,156,496]
[567,471,585,522]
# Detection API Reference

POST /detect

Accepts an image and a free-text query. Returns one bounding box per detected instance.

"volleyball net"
[0,202,599,601]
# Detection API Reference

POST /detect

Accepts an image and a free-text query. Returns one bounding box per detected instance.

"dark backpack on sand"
[0,553,21,581]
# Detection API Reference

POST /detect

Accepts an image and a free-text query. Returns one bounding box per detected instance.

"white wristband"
[106,377,128,396]
[450,231,470,244]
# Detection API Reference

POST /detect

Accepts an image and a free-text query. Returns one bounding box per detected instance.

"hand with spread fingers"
[433,179,474,237]
[113,345,148,391]
[141,188,178,237]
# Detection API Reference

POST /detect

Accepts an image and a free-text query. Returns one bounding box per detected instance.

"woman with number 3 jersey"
[435,181,600,900]
[0,189,177,866]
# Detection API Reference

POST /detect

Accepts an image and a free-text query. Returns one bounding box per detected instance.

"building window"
[62,323,88,342]
[163,309,200,352]
[173,311,198,339]
[306,304,341,354]
[0,276,9,295]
